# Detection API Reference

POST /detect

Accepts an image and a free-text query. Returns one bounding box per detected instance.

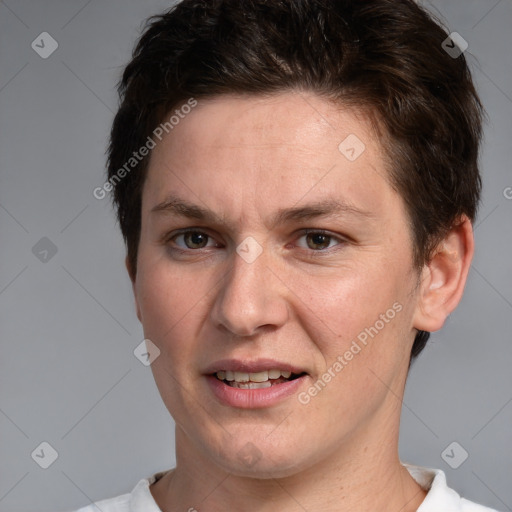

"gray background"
[0,1,511,511]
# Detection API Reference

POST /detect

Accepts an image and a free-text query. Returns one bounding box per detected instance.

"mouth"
[213,369,307,389]
[204,359,309,408]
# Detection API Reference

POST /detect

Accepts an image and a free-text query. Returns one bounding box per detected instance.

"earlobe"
[125,256,142,323]
[413,216,474,333]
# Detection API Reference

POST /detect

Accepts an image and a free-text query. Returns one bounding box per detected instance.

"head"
[107,0,483,477]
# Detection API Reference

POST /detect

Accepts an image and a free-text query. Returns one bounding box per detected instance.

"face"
[132,92,422,477]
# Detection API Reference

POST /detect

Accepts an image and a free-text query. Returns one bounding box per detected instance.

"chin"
[208,436,313,479]
[221,456,305,480]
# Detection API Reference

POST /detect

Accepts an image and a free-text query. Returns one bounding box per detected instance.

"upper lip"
[203,358,308,375]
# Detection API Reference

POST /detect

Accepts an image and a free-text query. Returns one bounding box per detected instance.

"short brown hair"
[107,0,484,359]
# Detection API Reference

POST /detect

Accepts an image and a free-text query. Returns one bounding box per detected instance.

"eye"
[165,228,346,254]
[296,230,344,251]
[170,230,219,250]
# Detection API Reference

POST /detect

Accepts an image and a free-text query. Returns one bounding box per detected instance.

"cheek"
[135,260,207,355]
[299,265,414,405]
[301,266,401,346]
[298,273,410,420]
[135,263,208,412]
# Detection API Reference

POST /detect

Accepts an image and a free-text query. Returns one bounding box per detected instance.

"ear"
[125,255,142,323]
[413,216,474,333]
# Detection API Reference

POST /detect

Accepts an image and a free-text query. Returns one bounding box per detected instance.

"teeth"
[230,381,272,389]
[248,371,268,382]
[215,369,297,383]
[234,371,249,382]
[268,369,281,379]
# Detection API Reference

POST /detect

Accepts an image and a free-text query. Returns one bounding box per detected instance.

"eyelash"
[164,228,347,256]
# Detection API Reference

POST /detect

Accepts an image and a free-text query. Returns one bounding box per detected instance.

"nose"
[210,243,289,337]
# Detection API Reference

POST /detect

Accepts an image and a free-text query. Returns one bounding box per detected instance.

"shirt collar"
[404,463,463,511]
[129,470,169,512]
[130,465,463,512]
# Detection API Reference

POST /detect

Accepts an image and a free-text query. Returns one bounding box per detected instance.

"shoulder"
[460,498,500,512]
[403,464,501,512]
[73,492,131,512]
[69,470,171,512]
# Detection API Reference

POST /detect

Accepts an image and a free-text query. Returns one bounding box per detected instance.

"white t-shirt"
[71,464,500,512]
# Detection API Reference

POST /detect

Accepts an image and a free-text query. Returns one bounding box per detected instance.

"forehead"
[142,92,400,224]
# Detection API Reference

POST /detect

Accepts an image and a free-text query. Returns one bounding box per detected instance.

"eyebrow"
[150,193,374,228]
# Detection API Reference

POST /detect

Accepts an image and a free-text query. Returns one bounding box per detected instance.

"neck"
[151,415,426,512]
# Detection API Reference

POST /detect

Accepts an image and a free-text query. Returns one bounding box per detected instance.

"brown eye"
[182,231,209,249]
[305,232,332,250]
[170,231,213,250]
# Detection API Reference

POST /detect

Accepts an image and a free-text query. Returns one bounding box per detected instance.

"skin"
[128,92,474,512]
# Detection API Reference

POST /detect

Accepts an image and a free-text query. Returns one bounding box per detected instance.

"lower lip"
[206,374,307,409]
